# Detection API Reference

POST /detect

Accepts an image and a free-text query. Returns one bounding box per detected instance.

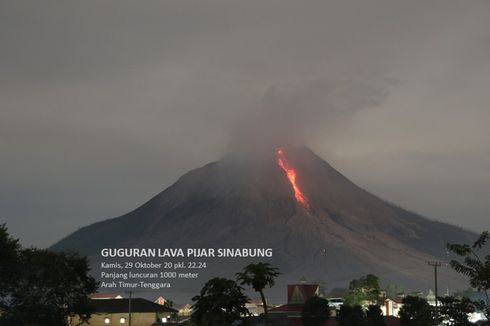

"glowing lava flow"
[276,149,309,210]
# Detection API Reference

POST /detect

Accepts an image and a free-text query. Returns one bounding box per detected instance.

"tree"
[0,224,21,307]
[191,277,250,326]
[345,274,381,306]
[438,296,475,326]
[365,305,386,326]
[399,296,433,326]
[447,231,490,320]
[384,284,404,298]
[236,262,280,326]
[344,292,368,307]
[0,224,98,326]
[301,295,330,326]
[338,305,365,326]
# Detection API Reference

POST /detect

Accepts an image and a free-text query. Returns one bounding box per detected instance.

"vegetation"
[338,304,365,326]
[191,277,250,326]
[337,304,386,326]
[301,295,330,326]
[399,295,433,326]
[0,224,98,326]
[344,274,381,306]
[438,295,475,326]
[383,284,404,298]
[338,274,388,326]
[447,230,490,321]
[365,304,386,326]
[236,262,281,326]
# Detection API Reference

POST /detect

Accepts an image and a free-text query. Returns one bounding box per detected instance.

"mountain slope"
[52,147,475,302]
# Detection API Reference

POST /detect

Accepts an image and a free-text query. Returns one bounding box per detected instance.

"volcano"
[53,147,475,302]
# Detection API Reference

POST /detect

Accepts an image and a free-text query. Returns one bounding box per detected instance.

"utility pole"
[320,248,328,298]
[428,261,441,326]
[128,291,132,326]
[321,247,327,284]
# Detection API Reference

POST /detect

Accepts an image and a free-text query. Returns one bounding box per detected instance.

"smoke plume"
[229,77,390,153]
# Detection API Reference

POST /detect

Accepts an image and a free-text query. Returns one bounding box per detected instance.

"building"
[70,298,177,326]
[154,296,170,306]
[425,290,436,306]
[269,283,403,326]
[381,297,403,317]
[177,304,193,317]
[245,299,266,316]
[270,283,320,323]
[325,288,349,299]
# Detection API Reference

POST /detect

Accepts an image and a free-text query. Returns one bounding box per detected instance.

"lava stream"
[276,149,309,210]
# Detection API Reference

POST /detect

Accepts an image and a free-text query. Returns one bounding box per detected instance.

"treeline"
[0,224,97,325]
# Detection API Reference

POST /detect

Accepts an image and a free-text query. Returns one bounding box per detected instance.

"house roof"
[326,288,349,298]
[288,284,319,304]
[270,304,305,313]
[249,298,265,305]
[385,297,404,304]
[90,298,177,314]
[90,293,123,299]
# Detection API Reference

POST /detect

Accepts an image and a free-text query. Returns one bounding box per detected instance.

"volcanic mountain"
[53,147,475,302]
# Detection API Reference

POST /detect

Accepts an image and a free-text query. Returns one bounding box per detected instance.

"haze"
[1,0,489,247]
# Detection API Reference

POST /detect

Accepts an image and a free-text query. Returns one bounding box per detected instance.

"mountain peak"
[53,147,475,302]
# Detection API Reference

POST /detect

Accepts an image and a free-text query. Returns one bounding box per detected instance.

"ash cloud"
[229,77,390,152]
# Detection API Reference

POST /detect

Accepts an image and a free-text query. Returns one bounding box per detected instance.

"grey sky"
[1,0,489,247]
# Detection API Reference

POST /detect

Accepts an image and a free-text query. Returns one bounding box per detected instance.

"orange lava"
[276,149,309,209]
